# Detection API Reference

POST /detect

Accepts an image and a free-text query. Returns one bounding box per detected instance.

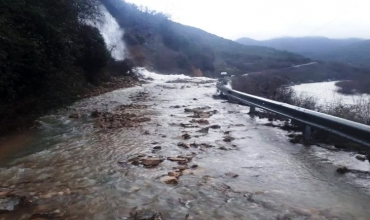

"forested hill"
[0,0,132,133]
[102,0,310,77]
[236,37,370,68]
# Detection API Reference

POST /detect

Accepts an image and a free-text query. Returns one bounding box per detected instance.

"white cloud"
[125,0,370,40]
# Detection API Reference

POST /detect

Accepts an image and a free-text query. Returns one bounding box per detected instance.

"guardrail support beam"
[249,106,256,114]
[303,125,312,140]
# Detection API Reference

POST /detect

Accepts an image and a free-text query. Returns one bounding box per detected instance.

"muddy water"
[1,74,370,220]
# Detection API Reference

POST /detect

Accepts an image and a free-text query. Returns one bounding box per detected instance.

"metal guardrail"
[217,83,370,148]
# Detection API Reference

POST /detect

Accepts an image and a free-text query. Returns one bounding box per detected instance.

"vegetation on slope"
[102,0,310,77]
[236,37,370,69]
[0,0,133,133]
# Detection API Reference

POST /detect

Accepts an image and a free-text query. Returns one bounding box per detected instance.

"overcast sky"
[125,0,370,40]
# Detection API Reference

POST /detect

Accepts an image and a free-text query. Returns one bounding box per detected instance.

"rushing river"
[1,70,370,219]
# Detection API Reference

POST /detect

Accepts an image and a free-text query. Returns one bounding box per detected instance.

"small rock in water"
[336,166,350,174]
[197,127,209,133]
[355,155,366,161]
[178,142,190,149]
[209,125,221,129]
[0,196,25,212]
[69,113,81,119]
[91,110,101,118]
[168,171,182,178]
[193,98,198,101]
[225,172,239,178]
[167,157,188,163]
[182,133,191,140]
[160,176,179,185]
[130,209,163,220]
[223,136,235,142]
[141,158,164,168]
[173,165,189,170]
[153,146,162,150]
[190,164,199,169]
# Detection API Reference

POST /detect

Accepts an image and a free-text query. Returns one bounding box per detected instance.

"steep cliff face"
[102,0,310,77]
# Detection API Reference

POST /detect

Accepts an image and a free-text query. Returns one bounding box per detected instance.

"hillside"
[315,40,370,68]
[0,0,135,133]
[102,0,310,77]
[236,37,370,67]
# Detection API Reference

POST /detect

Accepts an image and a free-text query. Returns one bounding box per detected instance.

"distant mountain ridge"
[236,37,369,67]
[102,0,311,77]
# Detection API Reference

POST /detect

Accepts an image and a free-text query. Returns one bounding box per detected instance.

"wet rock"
[170,105,181,108]
[336,166,349,174]
[160,176,179,185]
[129,187,141,193]
[182,133,191,140]
[130,209,163,220]
[153,146,161,150]
[91,110,101,118]
[180,123,198,128]
[355,155,366,161]
[190,119,210,125]
[178,155,194,161]
[178,160,188,165]
[173,165,189,170]
[0,195,27,212]
[209,125,221,129]
[197,127,209,133]
[168,171,182,178]
[225,172,239,178]
[29,209,64,220]
[143,130,150,135]
[167,157,188,163]
[178,142,190,149]
[219,146,229,151]
[193,98,198,101]
[224,131,231,134]
[190,164,199,169]
[69,113,81,119]
[223,136,235,142]
[141,158,164,168]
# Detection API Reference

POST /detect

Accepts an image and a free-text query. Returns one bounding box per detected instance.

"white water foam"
[94,5,126,60]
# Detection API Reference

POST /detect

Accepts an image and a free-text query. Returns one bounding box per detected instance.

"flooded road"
[1,70,370,220]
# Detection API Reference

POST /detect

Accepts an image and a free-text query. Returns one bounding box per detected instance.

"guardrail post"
[303,125,311,140]
[249,105,256,114]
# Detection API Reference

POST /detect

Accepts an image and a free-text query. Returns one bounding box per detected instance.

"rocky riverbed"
[1,70,370,220]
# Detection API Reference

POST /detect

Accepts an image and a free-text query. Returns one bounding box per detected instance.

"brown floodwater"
[1,74,370,220]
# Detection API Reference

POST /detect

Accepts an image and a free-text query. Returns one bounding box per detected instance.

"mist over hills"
[236,37,370,68]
